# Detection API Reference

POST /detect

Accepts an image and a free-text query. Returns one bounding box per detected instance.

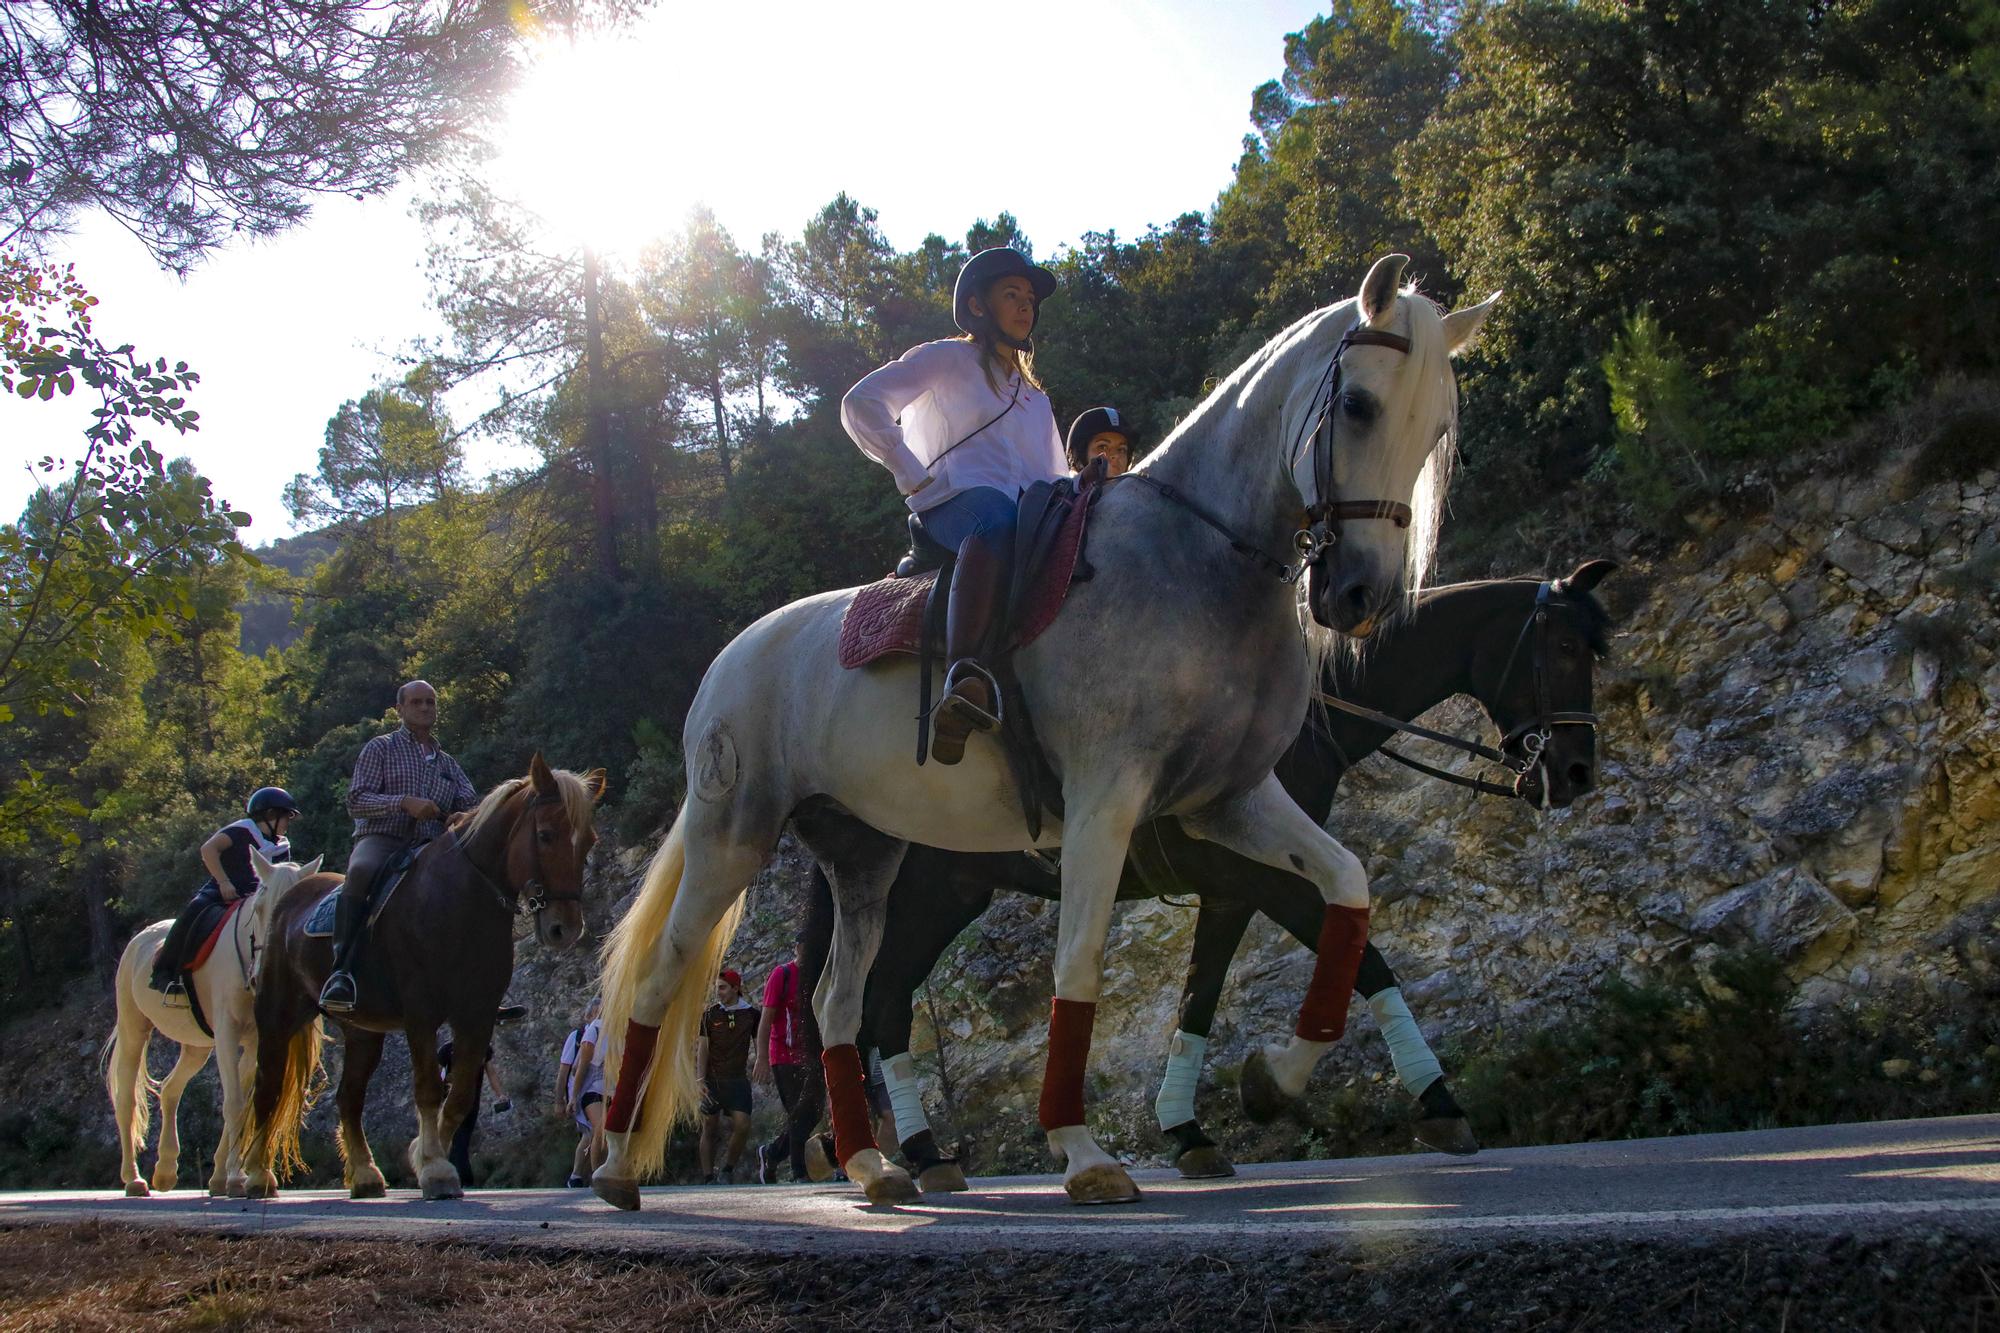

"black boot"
[149,914,196,994]
[932,534,1008,765]
[318,893,366,1013]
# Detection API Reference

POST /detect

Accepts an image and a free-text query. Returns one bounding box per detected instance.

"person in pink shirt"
[751,953,806,1183]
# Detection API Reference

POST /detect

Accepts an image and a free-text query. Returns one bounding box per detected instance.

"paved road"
[5,1114,1997,1256]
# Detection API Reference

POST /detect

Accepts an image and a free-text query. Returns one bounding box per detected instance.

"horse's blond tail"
[598,809,744,1180]
[242,1020,326,1181]
[102,1027,158,1157]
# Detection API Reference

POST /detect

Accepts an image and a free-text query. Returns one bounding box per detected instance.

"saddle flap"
[304,840,430,937]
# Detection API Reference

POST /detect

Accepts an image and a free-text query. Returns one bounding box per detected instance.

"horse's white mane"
[1138,284,1462,678]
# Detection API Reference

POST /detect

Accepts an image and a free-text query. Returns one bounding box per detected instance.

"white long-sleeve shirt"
[840,339,1066,514]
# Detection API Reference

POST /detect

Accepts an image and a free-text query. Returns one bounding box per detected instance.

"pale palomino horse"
[595,255,1496,1208]
[105,850,323,1196]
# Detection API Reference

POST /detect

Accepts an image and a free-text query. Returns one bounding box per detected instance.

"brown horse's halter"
[454,792,585,919]
[1286,324,1417,583]
[1313,581,1600,799]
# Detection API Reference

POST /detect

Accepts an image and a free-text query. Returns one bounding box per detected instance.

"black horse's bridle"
[1314,581,1599,801]
[1116,319,1419,583]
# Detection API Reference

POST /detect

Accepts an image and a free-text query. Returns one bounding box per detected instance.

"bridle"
[1314,581,1599,801]
[1286,324,1417,583]
[453,791,587,919]
[1116,319,1418,583]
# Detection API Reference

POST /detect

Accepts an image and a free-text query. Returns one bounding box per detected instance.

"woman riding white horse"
[593,253,1495,1209]
[841,245,1068,763]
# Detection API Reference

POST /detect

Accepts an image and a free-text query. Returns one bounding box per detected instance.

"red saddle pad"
[837,486,1094,671]
[187,898,243,972]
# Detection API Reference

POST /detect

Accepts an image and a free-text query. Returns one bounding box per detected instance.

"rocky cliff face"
[11,434,1995,1188]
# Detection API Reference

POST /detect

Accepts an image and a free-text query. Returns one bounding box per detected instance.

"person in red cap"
[696,968,759,1183]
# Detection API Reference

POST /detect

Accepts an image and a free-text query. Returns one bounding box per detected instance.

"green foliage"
[1599,310,1711,521]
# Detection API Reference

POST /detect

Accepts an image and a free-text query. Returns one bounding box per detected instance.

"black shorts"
[701,1076,752,1117]
[580,1091,603,1111]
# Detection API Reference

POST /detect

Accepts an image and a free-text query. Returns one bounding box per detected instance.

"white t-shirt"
[840,339,1066,514]
[574,1018,606,1097]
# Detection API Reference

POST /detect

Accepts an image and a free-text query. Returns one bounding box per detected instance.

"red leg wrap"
[1037,998,1097,1131]
[604,1020,658,1134]
[822,1045,877,1165]
[1295,904,1370,1041]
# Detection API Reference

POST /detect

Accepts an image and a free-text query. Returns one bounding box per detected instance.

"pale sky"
[3,0,1326,543]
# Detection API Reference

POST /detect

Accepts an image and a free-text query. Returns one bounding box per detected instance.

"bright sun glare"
[490,29,688,259]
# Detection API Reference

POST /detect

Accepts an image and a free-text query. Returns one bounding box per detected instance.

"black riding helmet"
[953,247,1058,350]
[1066,406,1139,470]
[246,786,301,821]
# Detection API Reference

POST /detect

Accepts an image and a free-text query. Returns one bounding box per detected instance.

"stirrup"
[319,971,358,1013]
[938,660,1003,730]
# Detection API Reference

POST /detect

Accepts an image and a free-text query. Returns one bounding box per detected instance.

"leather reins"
[1314,580,1599,800]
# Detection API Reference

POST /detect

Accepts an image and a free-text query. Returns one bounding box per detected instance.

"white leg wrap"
[878,1050,931,1146]
[1367,986,1443,1097]
[1153,1030,1207,1130]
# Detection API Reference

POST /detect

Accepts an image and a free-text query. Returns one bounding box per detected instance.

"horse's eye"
[1342,393,1375,423]
[537,829,555,844]
[1559,638,1581,657]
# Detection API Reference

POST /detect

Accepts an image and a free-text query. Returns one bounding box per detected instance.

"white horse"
[596,255,1495,1208]
[105,850,322,1196]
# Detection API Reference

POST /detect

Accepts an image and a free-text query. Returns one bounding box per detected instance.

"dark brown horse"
[242,754,604,1199]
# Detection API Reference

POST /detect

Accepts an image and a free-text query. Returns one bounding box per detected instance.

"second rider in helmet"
[841,247,1067,764]
[149,787,301,996]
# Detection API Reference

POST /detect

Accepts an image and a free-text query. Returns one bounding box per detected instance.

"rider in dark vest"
[150,787,298,996]
[841,247,1068,765]
[318,679,479,1013]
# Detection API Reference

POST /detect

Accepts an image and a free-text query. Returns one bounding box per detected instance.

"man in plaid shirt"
[320,679,481,1013]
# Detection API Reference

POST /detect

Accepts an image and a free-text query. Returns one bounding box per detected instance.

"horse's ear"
[530,750,558,797]
[303,854,324,878]
[584,767,608,803]
[251,848,274,882]
[1443,292,1500,356]
[1561,559,1619,594]
[1359,253,1410,327]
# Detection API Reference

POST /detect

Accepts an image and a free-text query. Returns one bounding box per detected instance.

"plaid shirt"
[346,726,479,842]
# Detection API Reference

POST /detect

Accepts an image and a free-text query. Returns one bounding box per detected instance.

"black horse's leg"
[336,1028,388,1197]
[1156,896,1257,1178]
[864,853,993,1191]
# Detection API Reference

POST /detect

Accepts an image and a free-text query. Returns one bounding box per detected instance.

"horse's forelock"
[462,768,601,853]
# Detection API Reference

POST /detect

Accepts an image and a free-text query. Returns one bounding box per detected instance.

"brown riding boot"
[932,534,1009,765]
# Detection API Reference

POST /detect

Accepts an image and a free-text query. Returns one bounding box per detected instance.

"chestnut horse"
[241,754,603,1199]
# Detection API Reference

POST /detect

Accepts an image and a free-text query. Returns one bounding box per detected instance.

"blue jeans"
[917,486,1017,561]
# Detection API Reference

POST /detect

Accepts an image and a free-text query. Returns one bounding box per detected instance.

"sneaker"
[756,1144,775,1185]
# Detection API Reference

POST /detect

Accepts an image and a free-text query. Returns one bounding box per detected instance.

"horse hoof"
[917,1162,968,1193]
[1238,1049,1293,1125]
[350,1180,387,1200]
[591,1174,642,1212]
[244,1180,277,1200]
[208,1185,228,1198]
[1065,1163,1142,1205]
[124,1180,150,1198]
[228,1179,249,1199]
[1415,1116,1480,1156]
[421,1179,462,1202]
[863,1170,921,1206]
[803,1134,835,1183]
[150,1173,178,1193]
[1175,1146,1236,1180]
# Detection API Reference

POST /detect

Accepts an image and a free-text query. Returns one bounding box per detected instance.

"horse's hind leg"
[337,1029,388,1197]
[1181,773,1370,1106]
[1157,896,1256,1179]
[108,993,154,1196]
[152,1042,212,1193]
[861,855,991,1193]
[793,804,916,1205]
